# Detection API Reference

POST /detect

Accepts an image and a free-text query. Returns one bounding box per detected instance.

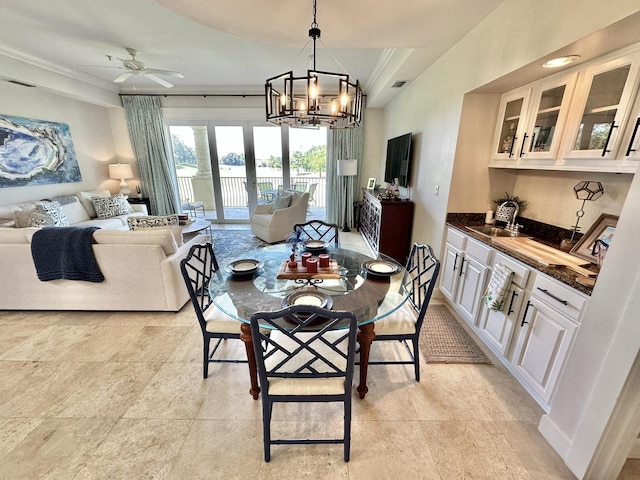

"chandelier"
[265,0,363,129]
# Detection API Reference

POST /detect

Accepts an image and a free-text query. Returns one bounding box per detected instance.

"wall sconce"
[108,163,134,198]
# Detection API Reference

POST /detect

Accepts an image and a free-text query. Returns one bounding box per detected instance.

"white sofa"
[0,190,147,230]
[250,191,309,243]
[0,227,208,311]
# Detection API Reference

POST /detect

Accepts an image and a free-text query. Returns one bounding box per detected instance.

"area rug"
[210,229,268,267]
[419,304,492,364]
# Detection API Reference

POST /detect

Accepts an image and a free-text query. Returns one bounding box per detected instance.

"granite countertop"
[446,213,596,296]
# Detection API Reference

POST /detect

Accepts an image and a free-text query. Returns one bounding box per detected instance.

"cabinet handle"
[458,257,466,277]
[508,135,516,158]
[519,133,528,157]
[453,252,459,272]
[601,120,618,156]
[521,300,531,327]
[536,287,568,305]
[507,290,518,315]
[625,117,640,156]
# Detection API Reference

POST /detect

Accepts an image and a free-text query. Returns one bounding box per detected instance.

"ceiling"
[0,0,506,107]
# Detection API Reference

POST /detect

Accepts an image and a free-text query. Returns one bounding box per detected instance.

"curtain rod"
[118,93,264,98]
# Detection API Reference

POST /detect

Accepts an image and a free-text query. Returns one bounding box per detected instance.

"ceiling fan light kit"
[265,0,363,129]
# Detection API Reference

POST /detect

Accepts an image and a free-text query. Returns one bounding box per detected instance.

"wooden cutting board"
[492,237,597,277]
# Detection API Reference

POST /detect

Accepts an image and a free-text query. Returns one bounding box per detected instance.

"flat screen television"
[383,132,412,188]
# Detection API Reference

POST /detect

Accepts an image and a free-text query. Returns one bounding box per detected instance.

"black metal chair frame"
[250,305,358,462]
[294,220,340,247]
[366,243,441,381]
[180,242,246,378]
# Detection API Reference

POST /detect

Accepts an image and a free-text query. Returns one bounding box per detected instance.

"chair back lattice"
[250,306,357,386]
[294,220,340,246]
[403,243,441,327]
[180,242,220,331]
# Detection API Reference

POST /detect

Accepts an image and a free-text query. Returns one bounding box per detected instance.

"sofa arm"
[254,203,273,215]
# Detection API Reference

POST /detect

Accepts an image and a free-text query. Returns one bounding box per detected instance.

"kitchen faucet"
[499,201,521,232]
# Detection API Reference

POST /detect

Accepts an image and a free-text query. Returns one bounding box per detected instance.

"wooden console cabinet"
[360,189,414,264]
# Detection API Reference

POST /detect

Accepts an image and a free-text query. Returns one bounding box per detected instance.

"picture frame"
[570,213,619,264]
[366,177,376,189]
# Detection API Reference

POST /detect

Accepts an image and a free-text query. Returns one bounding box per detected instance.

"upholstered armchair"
[250,191,309,243]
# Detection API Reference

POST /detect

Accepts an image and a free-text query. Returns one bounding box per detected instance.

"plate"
[363,260,399,277]
[304,239,328,252]
[282,290,333,310]
[226,258,263,276]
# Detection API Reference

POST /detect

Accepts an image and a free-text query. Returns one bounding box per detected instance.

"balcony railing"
[177,176,326,208]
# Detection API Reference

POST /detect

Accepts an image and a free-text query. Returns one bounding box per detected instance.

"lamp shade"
[108,163,133,180]
[337,159,358,177]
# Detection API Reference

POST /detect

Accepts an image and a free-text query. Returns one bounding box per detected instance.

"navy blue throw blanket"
[31,227,104,282]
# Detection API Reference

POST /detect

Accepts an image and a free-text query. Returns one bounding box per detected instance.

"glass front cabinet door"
[491,87,531,162]
[562,52,640,165]
[491,73,576,166]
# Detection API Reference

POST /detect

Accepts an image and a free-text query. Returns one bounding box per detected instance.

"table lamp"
[108,163,134,198]
[337,159,358,232]
[570,180,604,242]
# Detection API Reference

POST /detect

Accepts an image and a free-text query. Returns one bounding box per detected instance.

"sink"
[465,225,530,238]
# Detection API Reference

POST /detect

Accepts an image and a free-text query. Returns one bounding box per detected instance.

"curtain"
[121,95,178,215]
[326,111,366,228]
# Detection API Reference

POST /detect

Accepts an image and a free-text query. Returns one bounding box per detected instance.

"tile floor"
[0,230,601,479]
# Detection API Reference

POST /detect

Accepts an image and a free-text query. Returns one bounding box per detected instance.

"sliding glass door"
[168,121,327,223]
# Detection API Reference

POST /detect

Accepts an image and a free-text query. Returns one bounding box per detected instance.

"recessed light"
[542,55,581,69]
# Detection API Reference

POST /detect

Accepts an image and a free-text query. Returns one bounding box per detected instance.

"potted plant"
[493,192,527,223]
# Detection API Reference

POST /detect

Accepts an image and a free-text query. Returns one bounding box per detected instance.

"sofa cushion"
[92,194,130,219]
[78,189,111,218]
[13,205,38,228]
[0,204,23,222]
[93,229,178,256]
[35,201,69,227]
[251,213,272,228]
[271,193,292,213]
[0,227,39,244]
[127,215,183,246]
[58,197,91,224]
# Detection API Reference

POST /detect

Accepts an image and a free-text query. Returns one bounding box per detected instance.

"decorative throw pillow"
[127,215,182,246]
[35,201,69,227]
[27,212,56,227]
[92,194,130,219]
[271,194,292,213]
[78,189,111,218]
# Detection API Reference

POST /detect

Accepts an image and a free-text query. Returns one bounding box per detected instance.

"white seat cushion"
[251,213,272,228]
[204,305,243,334]
[374,300,418,335]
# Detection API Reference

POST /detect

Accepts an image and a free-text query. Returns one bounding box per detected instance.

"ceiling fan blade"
[145,73,174,88]
[146,68,183,78]
[113,72,132,83]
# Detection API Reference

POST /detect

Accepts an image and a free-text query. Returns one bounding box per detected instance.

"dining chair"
[257,181,275,202]
[250,305,358,462]
[366,243,440,381]
[180,242,246,378]
[293,220,340,246]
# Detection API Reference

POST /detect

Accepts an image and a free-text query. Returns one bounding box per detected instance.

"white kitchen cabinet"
[560,48,640,171]
[491,72,577,167]
[490,42,640,173]
[439,228,491,327]
[510,274,587,407]
[478,253,531,357]
[491,87,531,161]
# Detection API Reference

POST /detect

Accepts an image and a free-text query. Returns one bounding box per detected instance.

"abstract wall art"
[0,114,82,188]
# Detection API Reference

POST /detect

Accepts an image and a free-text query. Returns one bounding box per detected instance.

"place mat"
[419,305,491,364]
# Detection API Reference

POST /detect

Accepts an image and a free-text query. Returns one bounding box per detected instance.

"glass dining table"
[208,243,413,400]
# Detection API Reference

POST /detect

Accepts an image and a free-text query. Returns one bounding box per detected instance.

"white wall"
[0,83,123,205]
[380,1,640,478]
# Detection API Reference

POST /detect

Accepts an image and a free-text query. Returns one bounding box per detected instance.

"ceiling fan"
[106,47,183,88]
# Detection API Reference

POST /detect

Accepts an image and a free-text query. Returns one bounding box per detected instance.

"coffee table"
[181,218,212,237]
